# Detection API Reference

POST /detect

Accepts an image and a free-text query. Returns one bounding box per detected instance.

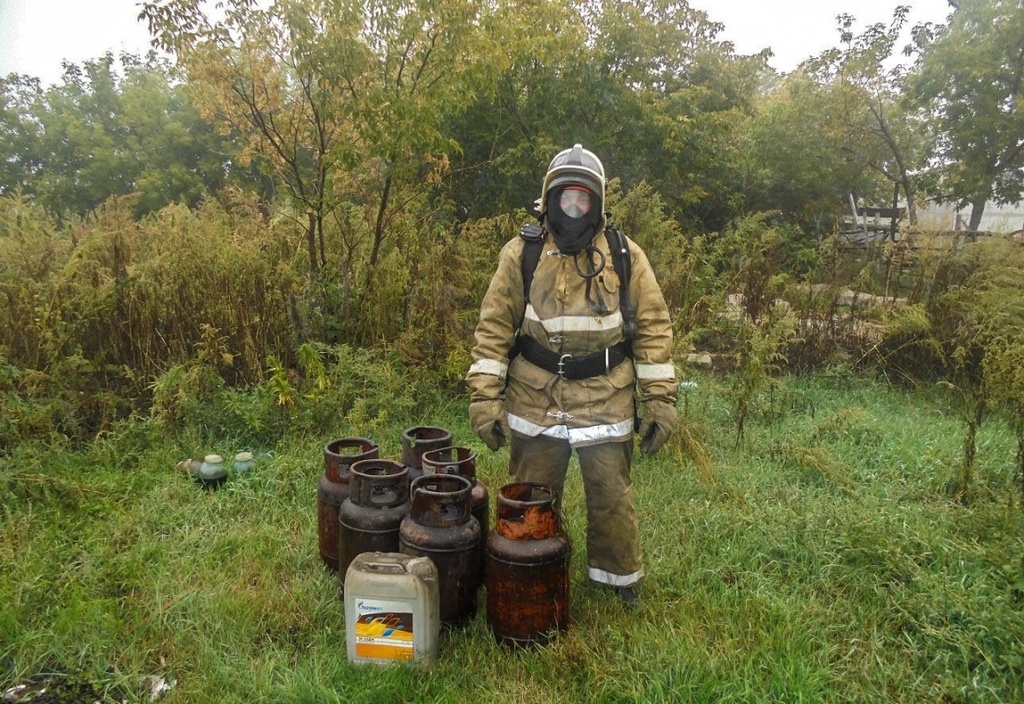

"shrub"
[867,305,947,384]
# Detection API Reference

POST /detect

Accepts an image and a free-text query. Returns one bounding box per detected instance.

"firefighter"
[466,144,677,608]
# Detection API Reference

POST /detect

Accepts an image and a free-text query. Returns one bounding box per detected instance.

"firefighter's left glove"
[638,399,677,455]
[470,399,508,452]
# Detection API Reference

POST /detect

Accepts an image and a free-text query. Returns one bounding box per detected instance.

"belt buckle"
[557,353,573,379]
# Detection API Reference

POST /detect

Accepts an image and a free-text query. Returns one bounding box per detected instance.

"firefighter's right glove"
[470,400,507,451]
[638,399,677,455]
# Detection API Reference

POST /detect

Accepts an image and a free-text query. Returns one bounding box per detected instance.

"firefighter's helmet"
[539,144,605,214]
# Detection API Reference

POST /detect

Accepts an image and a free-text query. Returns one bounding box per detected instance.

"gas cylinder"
[399,474,480,627]
[421,445,489,588]
[485,482,571,647]
[400,426,452,484]
[319,438,379,572]
[338,459,410,586]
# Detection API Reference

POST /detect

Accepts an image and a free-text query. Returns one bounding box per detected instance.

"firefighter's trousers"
[509,433,643,587]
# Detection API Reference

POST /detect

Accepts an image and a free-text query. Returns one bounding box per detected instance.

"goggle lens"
[559,188,592,217]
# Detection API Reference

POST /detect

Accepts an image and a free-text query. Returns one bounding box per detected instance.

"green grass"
[2,371,1023,702]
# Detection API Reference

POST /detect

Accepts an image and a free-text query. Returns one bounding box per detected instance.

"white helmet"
[539,144,605,214]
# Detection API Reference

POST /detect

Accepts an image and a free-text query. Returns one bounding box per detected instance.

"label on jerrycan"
[352,599,414,660]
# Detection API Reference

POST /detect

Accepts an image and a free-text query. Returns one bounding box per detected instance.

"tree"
[28,56,132,219]
[740,73,872,230]
[0,75,45,198]
[442,0,768,232]
[804,6,939,227]
[143,0,342,279]
[439,0,582,219]
[1,54,230,219]
[141,0,504,295]
[589,0,769,231]
[117,53,231,216]
[912,0,1024,230]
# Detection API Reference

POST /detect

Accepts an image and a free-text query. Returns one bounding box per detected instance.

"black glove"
[470,399,508,451]
[637,399,677,455]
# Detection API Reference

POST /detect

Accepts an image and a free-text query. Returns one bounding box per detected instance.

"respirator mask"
[546,185,602,255]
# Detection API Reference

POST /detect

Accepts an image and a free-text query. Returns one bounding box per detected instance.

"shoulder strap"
[515,223,636,345]
[507,223,545,361]
[606,226,637,341]
[519,222,545,329]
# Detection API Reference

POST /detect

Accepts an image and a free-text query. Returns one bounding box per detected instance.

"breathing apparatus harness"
[509,221,636,380]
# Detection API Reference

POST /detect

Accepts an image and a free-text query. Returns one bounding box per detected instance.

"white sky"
[688,0,954,70]
[0,0,155,84]
[0,0,955,85]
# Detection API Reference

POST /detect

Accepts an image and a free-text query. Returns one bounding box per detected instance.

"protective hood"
[545,186,603,255]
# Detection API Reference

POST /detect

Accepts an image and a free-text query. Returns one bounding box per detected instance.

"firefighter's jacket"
[467,227,676,447]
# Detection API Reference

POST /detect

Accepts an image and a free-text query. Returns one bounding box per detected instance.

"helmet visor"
[558,186,593,218]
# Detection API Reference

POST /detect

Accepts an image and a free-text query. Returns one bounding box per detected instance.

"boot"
[617,586,640,609]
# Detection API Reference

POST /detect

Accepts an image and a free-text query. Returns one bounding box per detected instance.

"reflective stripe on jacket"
[466,228,676,447]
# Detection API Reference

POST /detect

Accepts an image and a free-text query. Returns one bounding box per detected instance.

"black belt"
[515,335,632,380]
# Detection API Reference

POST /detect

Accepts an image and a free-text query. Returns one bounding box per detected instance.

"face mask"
[559,187,592,218]
[546,186,601,254]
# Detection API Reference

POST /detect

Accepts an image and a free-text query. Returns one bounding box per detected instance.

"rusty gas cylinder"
[338,459,410,587]
[400,474,480,627]
[421,445,489,588]
[319,438,379,572]
[485,482,570,647]
[400,426,453,484]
